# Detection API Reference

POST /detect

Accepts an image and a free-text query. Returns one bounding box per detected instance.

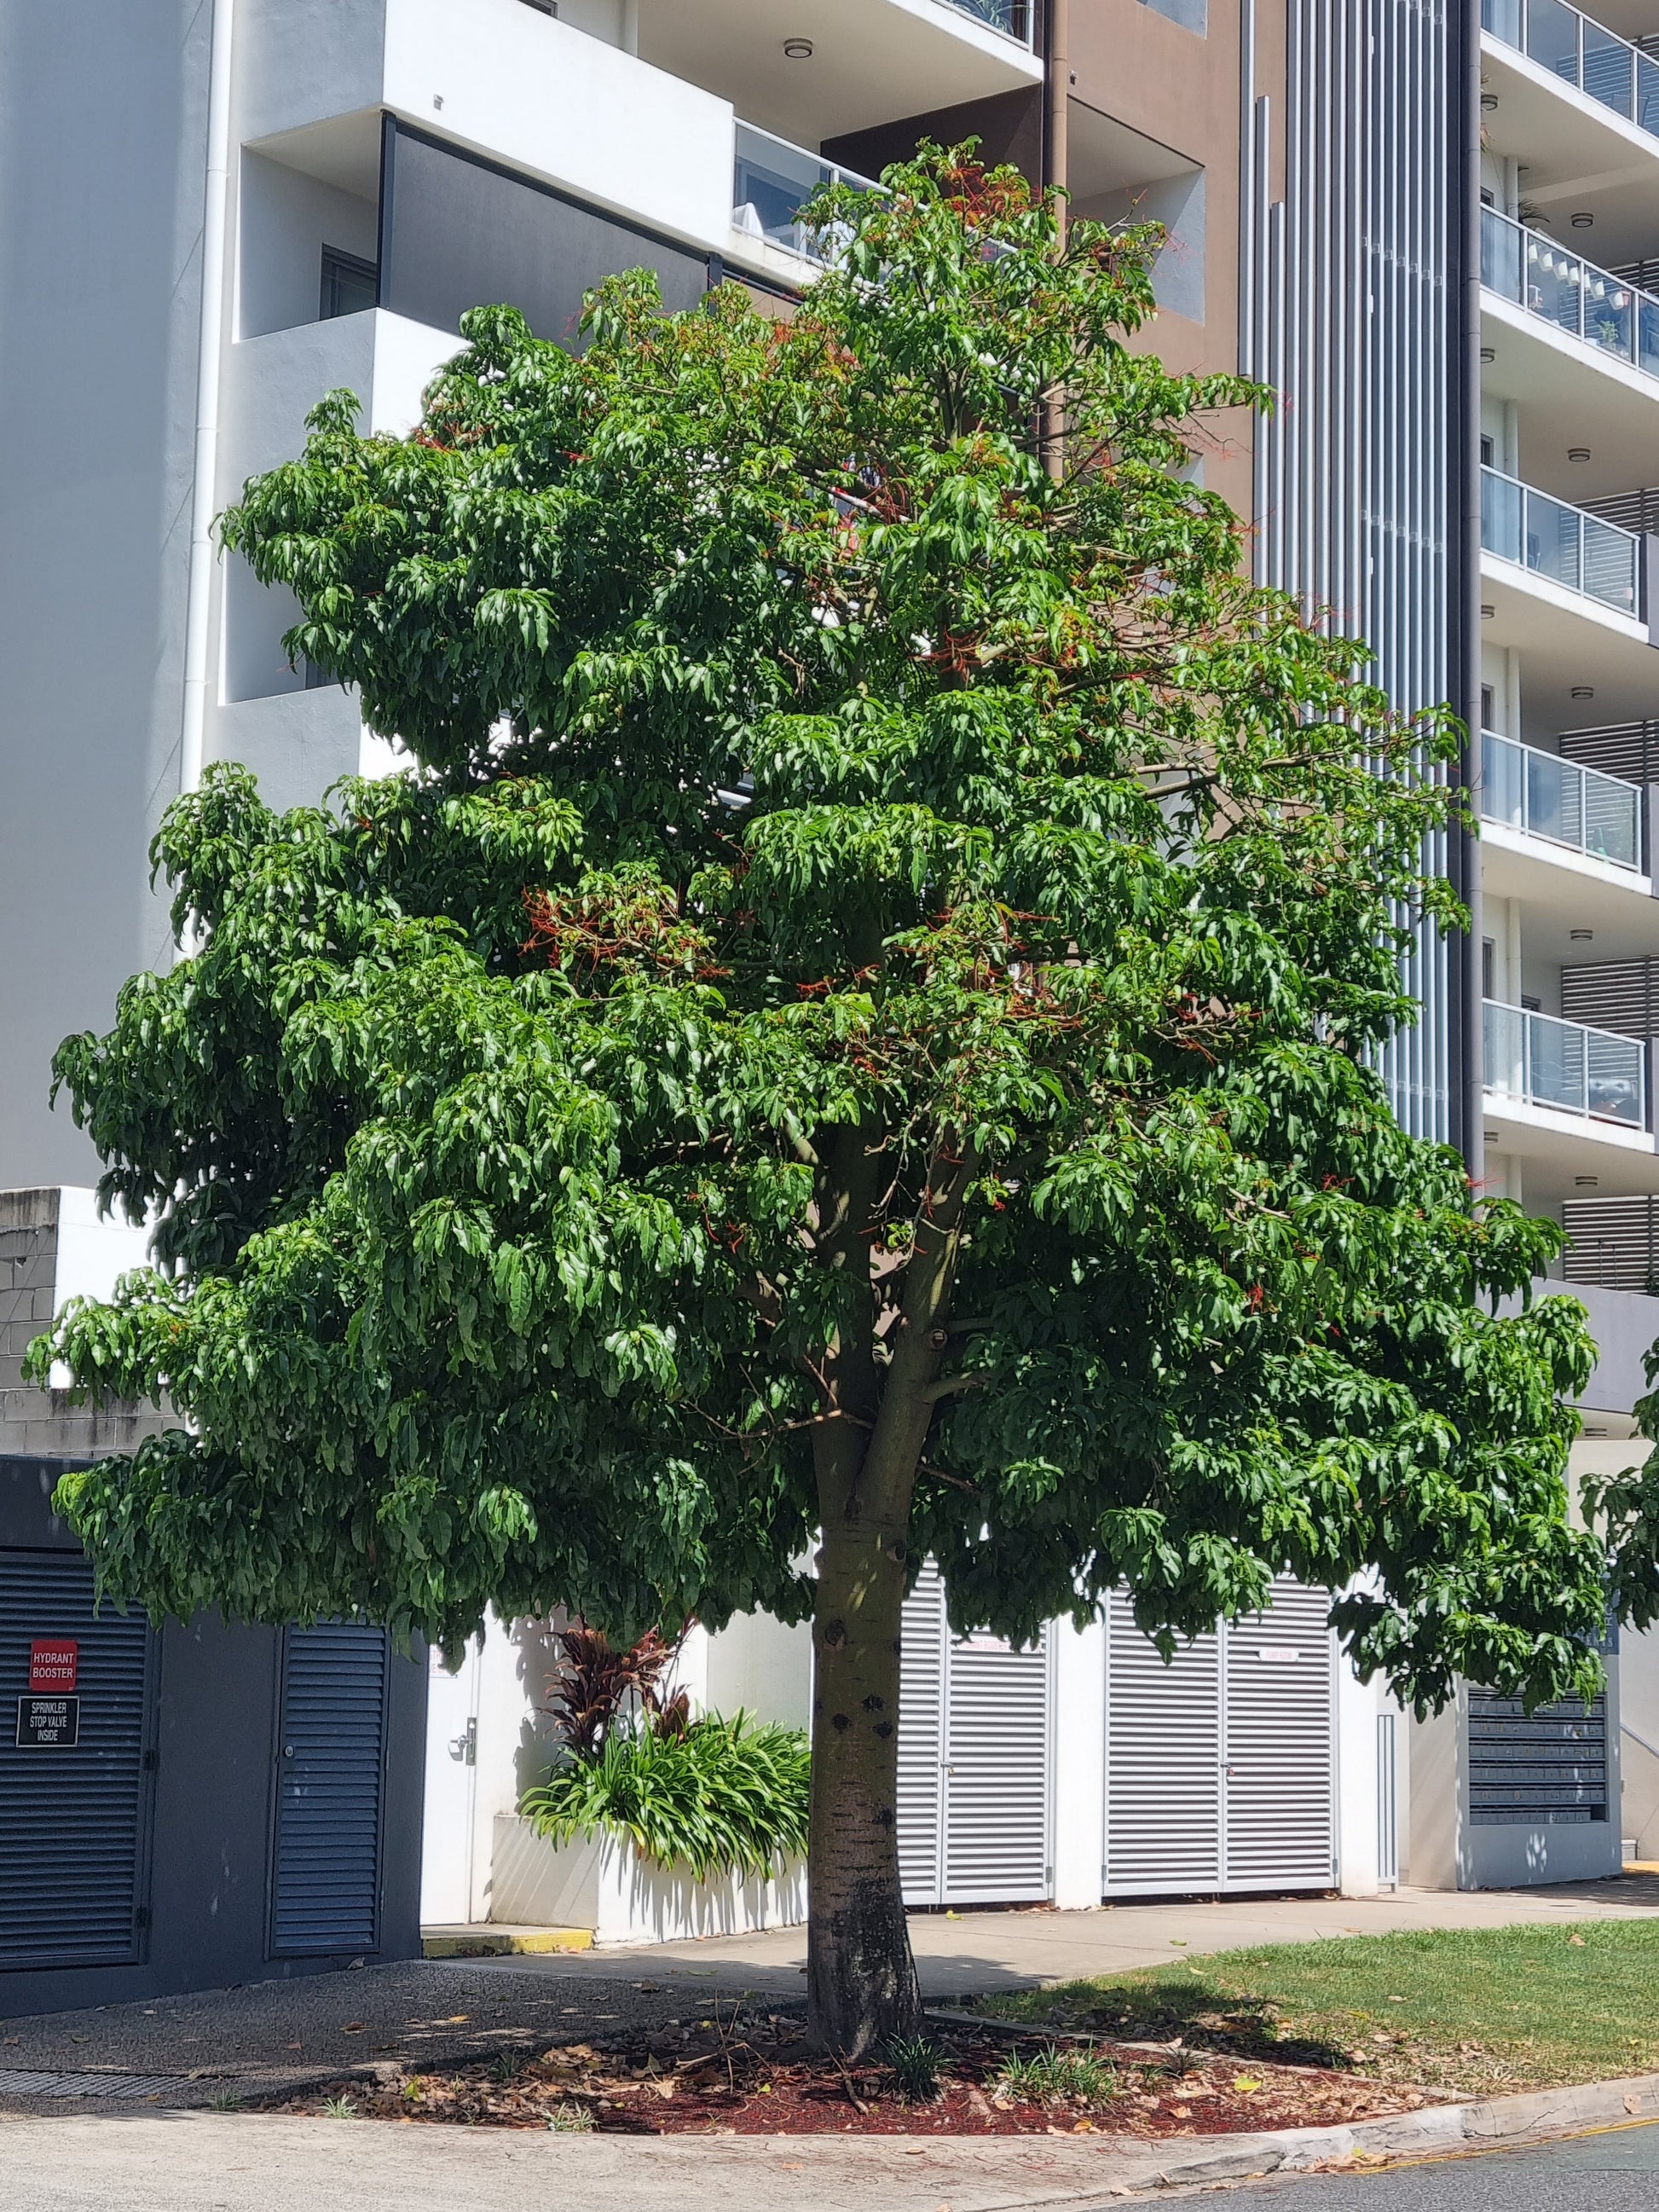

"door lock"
[449,1717,477,1767]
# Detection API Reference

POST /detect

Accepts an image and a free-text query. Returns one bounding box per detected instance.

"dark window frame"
[319,244,379,322]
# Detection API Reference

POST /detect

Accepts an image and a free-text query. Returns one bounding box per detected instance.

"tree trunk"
[806,1515,922,2056]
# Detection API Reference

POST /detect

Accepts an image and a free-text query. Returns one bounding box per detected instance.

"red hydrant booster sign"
[28,1639,78,1693]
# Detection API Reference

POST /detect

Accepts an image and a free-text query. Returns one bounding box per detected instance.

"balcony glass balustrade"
[1482,0,1659,140]
[940,0,1036,43]
[1483,999,1648,1127]
[1481,730,1644,869]
[1480,461,1639,614]
[1481,203,1659,381]
[731,123,878,264]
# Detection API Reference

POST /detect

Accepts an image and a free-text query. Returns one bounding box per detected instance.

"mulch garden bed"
[258,1998,1444,2137]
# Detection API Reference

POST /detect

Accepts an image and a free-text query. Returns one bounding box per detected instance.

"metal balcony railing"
[940,0,1036,44]
[1481,730,1644,870]
[731,124,878,265]
[1480,462,1640,614]
[1482,0,1659,138]
[1480,202,1659,380]
[1483,999,1648,1126]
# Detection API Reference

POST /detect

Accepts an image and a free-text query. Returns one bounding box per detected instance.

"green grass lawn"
[977,1920,1659,2098]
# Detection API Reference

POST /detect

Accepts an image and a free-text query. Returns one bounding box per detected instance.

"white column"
[1050,1612,1107,1909]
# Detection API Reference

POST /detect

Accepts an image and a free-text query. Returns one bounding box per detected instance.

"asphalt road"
[1228,2122,1659,2209]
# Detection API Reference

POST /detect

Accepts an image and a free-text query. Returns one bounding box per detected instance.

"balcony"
[1481,730,1644,870]
[1480,205,1659,384]
[1482,0,1659,139]
[731,124,876,266]
[940,0,1035,43]
[1484,999,1648,1128]
[1480,462,1639,615]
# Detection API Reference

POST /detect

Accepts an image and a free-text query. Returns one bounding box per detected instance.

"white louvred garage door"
[1104,1601,1223,1893]
[1223,1583,1336,1887]
[1104,1580,1334,1897]
[896,1563,1052,1907]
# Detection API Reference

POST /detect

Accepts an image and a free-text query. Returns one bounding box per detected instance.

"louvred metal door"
[1105,1595,1223,1894]
[940,1625,1050,1903]
[0,1549,156,1968]
[1223,1583,1335,1887]
[269,1623,390,1957]
[1104,1581,1334,1897]
[896,1563,1052,1905]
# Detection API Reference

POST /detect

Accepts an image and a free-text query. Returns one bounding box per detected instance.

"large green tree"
[38,157,1618,2053]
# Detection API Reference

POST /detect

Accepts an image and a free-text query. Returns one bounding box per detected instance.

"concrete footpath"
[9,2073,1659,2212]
[463,1872,1659,1996]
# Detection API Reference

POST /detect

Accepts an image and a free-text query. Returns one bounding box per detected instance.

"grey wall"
[1142,0,1208,28]
[382,124,710,345]
[1094,169,1206,324]
[0,1,213,1191]
[0,1457,426,2018]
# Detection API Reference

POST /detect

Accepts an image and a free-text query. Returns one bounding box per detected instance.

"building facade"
[2,0,1649,1991]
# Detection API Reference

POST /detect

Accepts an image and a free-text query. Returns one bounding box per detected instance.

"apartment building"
[1471,0,1659,1871]
[0,0,1642,1997]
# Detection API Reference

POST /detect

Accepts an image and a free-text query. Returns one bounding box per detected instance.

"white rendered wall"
[1332,1648,1408,1897]
[214,309,457,800]
[1621,1624,1659,1857]
[236,151,379,339]
[0,0,216,1189]
[1051,1613,1107,1909]
[702,1609,812,1731]
[465,1612,565,1923]
[50,1186,156,1316]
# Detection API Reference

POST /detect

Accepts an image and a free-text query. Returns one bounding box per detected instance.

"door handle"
[449,1718,477,1767]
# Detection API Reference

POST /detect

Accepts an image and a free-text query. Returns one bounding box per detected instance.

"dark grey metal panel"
[269,1624,389,1958]
[1467,1689,1609,1826]
[381,121,710,348]
[0,1550,155,1969]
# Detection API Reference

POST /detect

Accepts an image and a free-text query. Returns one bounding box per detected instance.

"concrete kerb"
[1072,2069,1659,2196]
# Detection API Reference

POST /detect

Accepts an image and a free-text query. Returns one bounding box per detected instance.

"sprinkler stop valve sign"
[16,1639,81,1747]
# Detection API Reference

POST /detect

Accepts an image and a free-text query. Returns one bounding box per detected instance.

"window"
[320,245,379,321]
[1480,433,1494,466]
[1481,682,1495,727]
[1483,938,1495,999]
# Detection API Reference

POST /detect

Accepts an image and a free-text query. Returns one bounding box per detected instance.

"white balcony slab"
[240,0,739,258]
[1480,822,1659,969]
[1481,288,1659,504]
[637,0,1042,148]
[1483,1089,1659,1205]
[1479,551,1659,727]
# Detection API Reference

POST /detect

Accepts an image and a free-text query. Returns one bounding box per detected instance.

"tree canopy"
[34,153,1622,2047]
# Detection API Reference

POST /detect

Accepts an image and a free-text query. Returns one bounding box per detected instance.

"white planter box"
[489,1813,806,1946]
